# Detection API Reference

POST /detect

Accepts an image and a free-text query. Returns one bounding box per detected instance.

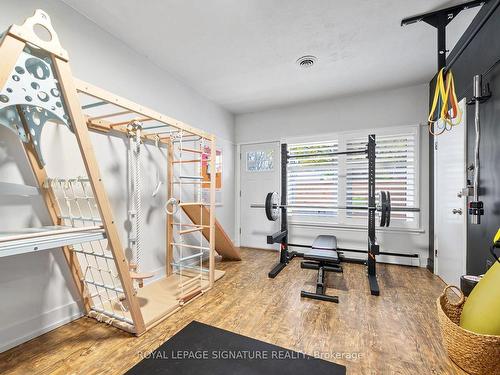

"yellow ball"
[460,261,500,335]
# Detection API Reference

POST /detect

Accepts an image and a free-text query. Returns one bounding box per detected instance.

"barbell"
[250,191,420,227]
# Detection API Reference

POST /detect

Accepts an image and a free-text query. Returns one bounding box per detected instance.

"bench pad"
[303,249,339,263]
[312,235,337,251]
[303,235,339,263]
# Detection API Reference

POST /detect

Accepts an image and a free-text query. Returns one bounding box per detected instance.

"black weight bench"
[300,235,343,303]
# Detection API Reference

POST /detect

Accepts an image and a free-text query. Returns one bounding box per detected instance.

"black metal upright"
[367,134,380,296]
[268,143,292,278]
[279,143,289,263]
[267,137,381,295]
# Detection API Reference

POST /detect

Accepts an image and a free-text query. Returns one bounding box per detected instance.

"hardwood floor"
[0,248,465,374]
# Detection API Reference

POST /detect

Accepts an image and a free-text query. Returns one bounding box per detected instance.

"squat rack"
[268,135,381,296]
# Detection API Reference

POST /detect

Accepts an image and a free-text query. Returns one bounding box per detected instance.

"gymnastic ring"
[165,197,179,215]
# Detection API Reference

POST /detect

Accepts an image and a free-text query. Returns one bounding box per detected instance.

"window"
[287,141,339,217]
[345,133,416,223]
[246,150,274,172]
[286,127,419,229]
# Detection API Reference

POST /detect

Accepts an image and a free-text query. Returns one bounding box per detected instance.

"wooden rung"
[178,281,201,295]
[172,159,201,164]
[110,117,154,128]
[179,275,202,288]
[172,181,211,185]
[179,227,203,235]
[179,148,205,154]
[171,243,209,250]
[178,288,202,303]
[179,202,202,207]
[173,223,210,228]
[89,110,133,121]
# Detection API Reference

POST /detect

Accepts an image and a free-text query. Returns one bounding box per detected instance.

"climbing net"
[47,177,134,330]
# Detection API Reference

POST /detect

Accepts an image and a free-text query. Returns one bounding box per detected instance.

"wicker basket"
[437,285,500,375]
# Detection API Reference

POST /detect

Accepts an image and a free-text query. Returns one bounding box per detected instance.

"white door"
[240,142,281,249]
[435,99,467,286]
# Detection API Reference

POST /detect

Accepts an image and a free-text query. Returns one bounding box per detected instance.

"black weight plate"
[385,190,391,227]
[379,191,386,227]
[265,192,279,221]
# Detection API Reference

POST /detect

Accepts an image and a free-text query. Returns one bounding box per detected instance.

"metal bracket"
[401,1,488,70]
[0,50,73,165]
[7,9,69,61]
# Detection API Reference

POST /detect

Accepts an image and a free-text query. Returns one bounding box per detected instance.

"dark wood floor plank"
[0,248,463,374]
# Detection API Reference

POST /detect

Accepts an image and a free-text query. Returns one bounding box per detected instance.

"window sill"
[288,220,425,234]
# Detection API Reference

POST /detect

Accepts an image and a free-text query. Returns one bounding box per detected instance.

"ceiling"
[62,0,480,114]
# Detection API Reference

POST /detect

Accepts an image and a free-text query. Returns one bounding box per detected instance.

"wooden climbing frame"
[0,9,221,335]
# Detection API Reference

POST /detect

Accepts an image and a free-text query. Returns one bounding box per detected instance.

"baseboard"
[144,265,167,285]
[0,300,84,353]
[0,260,214,354]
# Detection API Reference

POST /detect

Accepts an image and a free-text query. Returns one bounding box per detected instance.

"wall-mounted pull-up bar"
[401,0,488,71]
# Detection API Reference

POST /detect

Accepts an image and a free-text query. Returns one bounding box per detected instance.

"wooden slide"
[182,205,241,261]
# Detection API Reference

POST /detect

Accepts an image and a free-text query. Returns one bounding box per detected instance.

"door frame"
[433,99,468,280]
[235,139,281,247]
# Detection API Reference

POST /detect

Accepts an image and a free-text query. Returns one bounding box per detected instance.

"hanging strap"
[428,68,462,136]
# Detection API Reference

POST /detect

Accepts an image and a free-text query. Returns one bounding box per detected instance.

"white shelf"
[0,225,106,258]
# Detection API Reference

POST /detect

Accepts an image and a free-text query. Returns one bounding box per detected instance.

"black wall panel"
[444,1,500,274]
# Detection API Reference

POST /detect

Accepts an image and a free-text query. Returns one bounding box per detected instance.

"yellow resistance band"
[428,68,462,135]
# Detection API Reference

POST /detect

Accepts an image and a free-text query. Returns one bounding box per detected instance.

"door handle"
[452,208,463,215]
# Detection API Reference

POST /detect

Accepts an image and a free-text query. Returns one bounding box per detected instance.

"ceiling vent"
[296,55,317,69]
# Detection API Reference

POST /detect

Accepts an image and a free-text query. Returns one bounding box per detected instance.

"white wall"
[235,84,429,266]
[0,0,235,352]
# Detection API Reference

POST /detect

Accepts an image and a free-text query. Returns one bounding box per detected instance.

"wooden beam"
[17,103,92,314]
[166,139,174,277]
[0,34,24,92]
[74,78,212,139]
[52,57,146,335]
[209,136,216,286]
[0,32,93,317]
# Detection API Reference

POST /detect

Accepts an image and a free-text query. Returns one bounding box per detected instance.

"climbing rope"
[128,121,142,273]
[152,134,163,198]
[135,124,142,273]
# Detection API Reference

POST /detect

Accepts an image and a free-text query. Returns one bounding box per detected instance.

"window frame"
[283,125,421,231]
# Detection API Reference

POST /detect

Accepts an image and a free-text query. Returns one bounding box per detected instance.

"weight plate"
[265,192,280,221]
[385,191,391,227]
[379,191,387,227]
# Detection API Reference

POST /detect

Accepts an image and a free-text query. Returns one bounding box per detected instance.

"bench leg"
[268,262,287,278]
[301,291,339,303]
[301,265,339,303]
[368,274,380,296]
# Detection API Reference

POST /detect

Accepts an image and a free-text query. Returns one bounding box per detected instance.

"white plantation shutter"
[287,141,339,217]
[345,133,416,223]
